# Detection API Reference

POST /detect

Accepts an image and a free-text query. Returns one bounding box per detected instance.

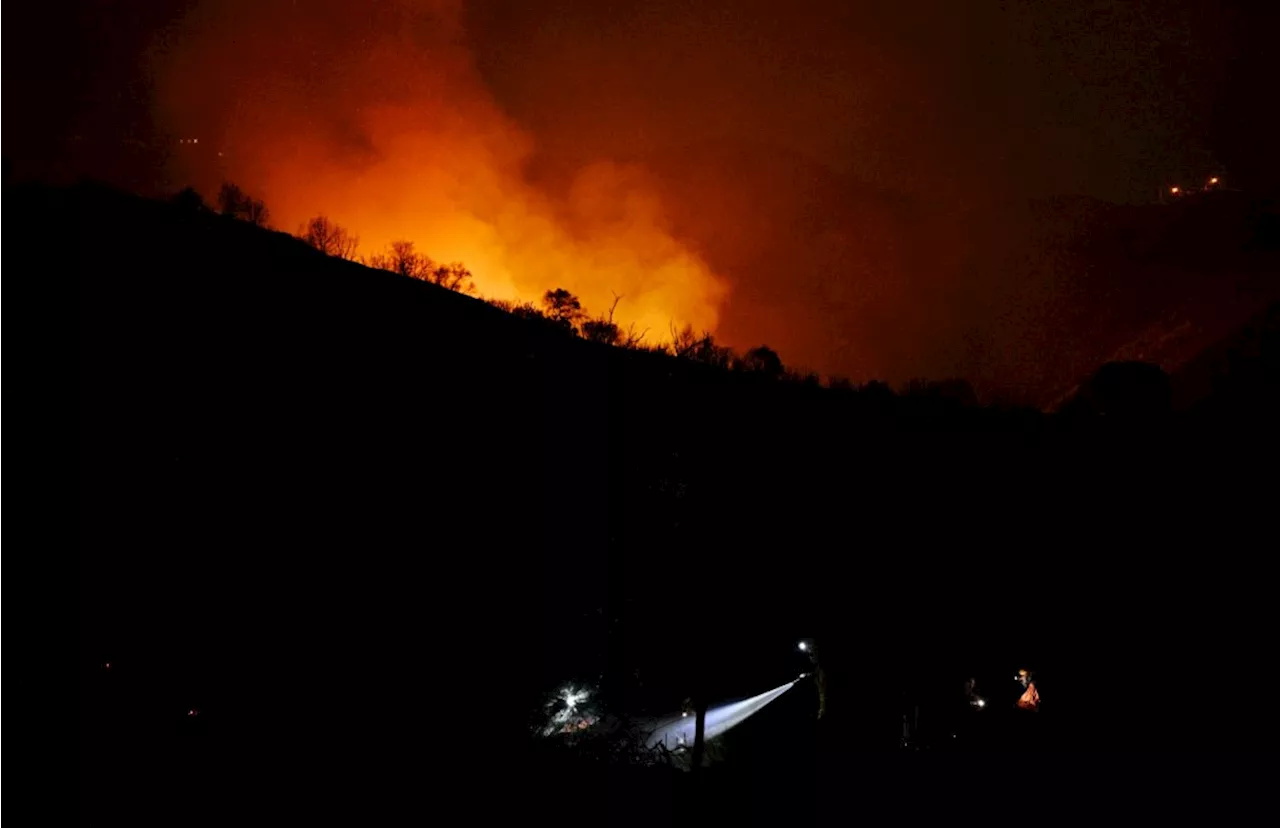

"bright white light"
[541,685,596,735]
[798,641,809,652]
[682,711,689,717]
[646,679,799,750]
[977,699,986,708]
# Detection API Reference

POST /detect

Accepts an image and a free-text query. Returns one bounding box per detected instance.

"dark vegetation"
[61,180,1280,825]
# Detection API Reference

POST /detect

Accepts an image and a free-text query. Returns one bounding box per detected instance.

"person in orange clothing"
[1015,668,1040,711]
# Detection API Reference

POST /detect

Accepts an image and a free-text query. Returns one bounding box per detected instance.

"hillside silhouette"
[628,141,1280,404]
[57,180,1279,824]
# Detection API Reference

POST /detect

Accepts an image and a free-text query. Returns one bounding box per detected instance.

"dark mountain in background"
[621,140,1280,404]
[1171,300,1280,416]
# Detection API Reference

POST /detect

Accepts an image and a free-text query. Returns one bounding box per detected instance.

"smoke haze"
[152,0,726,336]
[12,0,1272,401]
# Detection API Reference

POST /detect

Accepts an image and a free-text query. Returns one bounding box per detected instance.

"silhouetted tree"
[742,345,785,378]
[369,239,430,279]
[299,215,359,260]
[669,323,701,357]
[483,288,729,362]
[582,293,624,345]
[243,198,270,227]
[1062,361,1172,418]
[171,186,208,212]
[217,182,245,215]
[620,323,650,349]
[689,336,735,369]
[543,288,584,332]
[669,323,734,368]
[368,242,473,293]
[217,182,270,227]
[426,262,475,294]
[508,301,550,323]
[581,318,621,344]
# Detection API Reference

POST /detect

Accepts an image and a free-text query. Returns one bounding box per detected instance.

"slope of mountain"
[1171,300,1280,416]
[631,139,1280,404]
[49,179,1280,826]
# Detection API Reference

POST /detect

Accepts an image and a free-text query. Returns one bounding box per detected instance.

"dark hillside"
[1172,301,1280,417]
[52,182,1278,824]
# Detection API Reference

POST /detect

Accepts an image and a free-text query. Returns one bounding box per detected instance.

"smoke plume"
[151,0,725,336]
[142,0,1263,401]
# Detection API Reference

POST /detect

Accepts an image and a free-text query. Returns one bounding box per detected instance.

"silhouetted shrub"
[368,240,428,279]
[368,241,474,293]
[582,318,621,345]
[217,182,270,227]
[742,345,785,378]
[543,289,585,333]
[298,215,359,260]
[425,262,475,294]
[171,186,208,212]
[1062,361,1172,417]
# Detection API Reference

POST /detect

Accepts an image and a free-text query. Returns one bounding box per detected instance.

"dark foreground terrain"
[52,182,1277,824]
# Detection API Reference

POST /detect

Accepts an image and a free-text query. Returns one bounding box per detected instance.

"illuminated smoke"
[151,0,726,336]
[147,1,1242,393]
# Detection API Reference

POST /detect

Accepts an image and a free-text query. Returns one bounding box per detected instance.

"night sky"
[9,0,1278,400]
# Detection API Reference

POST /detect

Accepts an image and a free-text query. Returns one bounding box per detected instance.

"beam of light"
[645,679,798,750]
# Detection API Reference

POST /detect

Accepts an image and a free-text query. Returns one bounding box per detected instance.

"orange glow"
[154,1,725,339]
[1017,682,1040,711]
[1170,186,1180,194]
[1208,177,1219,185]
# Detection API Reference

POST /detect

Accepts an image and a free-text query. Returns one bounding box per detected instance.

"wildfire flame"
[153,0,726,337]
